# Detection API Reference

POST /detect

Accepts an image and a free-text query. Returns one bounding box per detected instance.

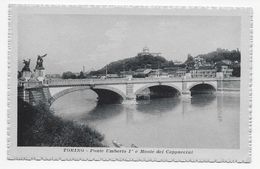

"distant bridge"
[18,77,240,105]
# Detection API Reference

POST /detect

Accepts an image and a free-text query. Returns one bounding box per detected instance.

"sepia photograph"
[8,5,251,162]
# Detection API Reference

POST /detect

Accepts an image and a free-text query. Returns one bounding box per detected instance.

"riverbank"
[18,98,105,147]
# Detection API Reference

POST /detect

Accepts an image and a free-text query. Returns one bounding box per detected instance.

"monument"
[21,59,31,81]
[34,54,47,82]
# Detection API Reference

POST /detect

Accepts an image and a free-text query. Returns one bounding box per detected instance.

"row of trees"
[62,71,85,79]
[199,48,240,63]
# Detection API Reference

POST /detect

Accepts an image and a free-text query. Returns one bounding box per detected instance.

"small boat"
[112,140,123,148]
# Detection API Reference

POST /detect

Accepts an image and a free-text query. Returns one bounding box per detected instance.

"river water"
[51,90,240,149]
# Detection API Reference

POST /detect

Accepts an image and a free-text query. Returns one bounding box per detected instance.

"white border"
[1,0,260,168]
[7,5,252,162]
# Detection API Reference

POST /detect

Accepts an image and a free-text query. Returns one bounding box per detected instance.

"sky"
[18,14,241,74]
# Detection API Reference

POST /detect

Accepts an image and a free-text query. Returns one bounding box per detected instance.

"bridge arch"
[135,84,181,99]
[188,82,216,96]
[49,85,126,105]
[91,86,126,104]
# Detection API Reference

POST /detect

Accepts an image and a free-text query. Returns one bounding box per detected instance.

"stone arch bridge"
[18,78,236,106]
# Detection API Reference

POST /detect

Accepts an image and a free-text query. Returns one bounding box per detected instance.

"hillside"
[88,48,240,76]
[197,48,240,63]
[89,54,176,75]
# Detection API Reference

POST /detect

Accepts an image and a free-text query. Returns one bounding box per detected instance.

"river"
[51,90,240,149]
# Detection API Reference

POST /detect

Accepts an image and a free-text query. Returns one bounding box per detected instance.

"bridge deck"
[19,77,240,89]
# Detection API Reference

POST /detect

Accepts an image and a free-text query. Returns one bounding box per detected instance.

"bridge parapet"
[43,77,221,87]
[18,81,43,88]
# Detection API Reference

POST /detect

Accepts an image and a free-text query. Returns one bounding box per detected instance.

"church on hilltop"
[137,46,162,57]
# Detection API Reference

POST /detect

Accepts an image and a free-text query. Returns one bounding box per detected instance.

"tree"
[18,71,22,79]
[185,54,195,71]
[232,63,240,77]
[62,71,77,79]
[78,71,85,79]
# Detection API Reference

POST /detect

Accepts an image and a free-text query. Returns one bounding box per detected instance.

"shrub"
[18,99,104,147]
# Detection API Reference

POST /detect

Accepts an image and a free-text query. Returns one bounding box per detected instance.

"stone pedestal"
[34,69,46,82]
[22,71,32,81]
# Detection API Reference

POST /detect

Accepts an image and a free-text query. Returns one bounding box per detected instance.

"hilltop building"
[138,47,162,57]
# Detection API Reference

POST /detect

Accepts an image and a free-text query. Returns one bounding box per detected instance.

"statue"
[34,54,47,71]
[21,59,31,72]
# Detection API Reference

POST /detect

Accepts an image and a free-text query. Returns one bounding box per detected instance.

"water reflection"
[217,94,224,122]
[191,94,216,107]
[80,104,124,122]
[136,97,181,115]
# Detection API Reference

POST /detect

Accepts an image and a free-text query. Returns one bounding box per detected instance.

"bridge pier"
[126,83,136,100]
[181,90,192,101]
[122,98,137,105]
[18,86,51,106]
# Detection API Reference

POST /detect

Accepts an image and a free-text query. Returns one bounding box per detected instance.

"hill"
[87,48,240,76]
[89,54,176,75]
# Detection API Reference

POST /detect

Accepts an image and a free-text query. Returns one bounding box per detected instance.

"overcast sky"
[18,14,241,74]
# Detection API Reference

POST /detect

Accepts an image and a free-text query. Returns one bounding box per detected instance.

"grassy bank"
[18,99,104,147]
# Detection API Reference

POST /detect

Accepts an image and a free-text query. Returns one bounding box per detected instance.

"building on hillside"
[162,67,187,78]
[222,59,232,66]
[147,69,170,78]
[215,61,234,78]
[190,66,216,78]
[160,72,170,78]
[120,70,134,79]
[106,74,120,78]
[133,68,153,78]
[220,65,233,78]
[89,75,99,79]
[173,60,183,66]
[163,67,178,74]
[147,69,162,78]
[175,68,187,77]
[194,56,206,69]
[137,47,162,57]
